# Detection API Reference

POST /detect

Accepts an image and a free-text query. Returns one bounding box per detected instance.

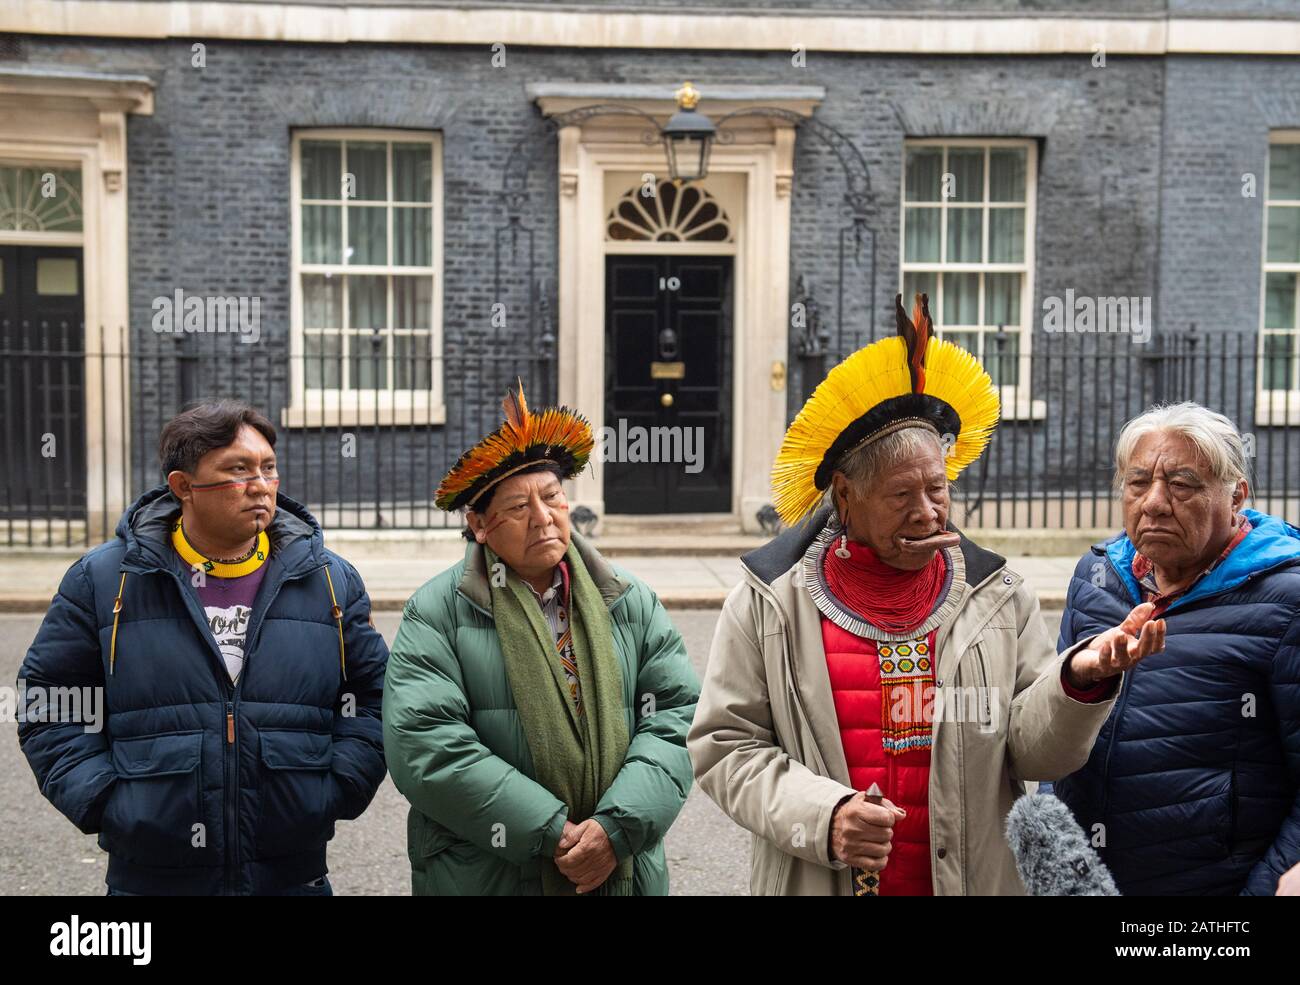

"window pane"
[348,332,388,389]
[985,272,1021,327]
[943,272,979,326]
[989,208,1025,263]
[989,148,1027,202]
[946,330,979,353]
[36,257,78,295]
[905,147,943,202]
[394,207,432,266]
[946,207,982,262]
[947,148,983,203]
[304,332,342,389]
[1265,272,1297,329]
[1263,333,1295,391]
[302,205,341,264]
[347,205,387,265]
[394,334,432,390]
[905,207,940,262]
[393,275,432,330]
[984,330,1020,386]
[303,274,343,329]
[345,142,387,201]
[1267,205,1300,263]
[347,274,386,331]
[1268,144,1300,201]
[902,270,937,308]
[393,143,433,202]
[301,140,341,200]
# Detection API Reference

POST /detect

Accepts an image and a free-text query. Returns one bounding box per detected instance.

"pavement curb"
[1,590,1070,613]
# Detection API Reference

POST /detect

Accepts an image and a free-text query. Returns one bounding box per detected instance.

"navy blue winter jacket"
[1055,509,1300,895]
[17,486,389,895]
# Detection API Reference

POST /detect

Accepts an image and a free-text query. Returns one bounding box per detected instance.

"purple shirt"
[195,565,268,681]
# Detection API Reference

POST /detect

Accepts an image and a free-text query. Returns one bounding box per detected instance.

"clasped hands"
[555,818,618,893]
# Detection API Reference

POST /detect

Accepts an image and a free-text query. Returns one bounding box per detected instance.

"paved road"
[0,609,749,896]
[0,604,1063,896]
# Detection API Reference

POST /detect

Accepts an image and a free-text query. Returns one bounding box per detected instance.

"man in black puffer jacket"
[17,400,389,895]
[1056,402,1300,895]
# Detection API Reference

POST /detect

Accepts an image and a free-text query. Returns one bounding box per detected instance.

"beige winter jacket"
[687,514,1120,895]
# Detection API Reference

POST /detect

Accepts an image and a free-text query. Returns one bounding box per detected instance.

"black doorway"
[0,245,87,518]
[604,254,732,514]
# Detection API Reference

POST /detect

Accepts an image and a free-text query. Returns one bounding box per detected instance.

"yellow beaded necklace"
[171,519,269,578]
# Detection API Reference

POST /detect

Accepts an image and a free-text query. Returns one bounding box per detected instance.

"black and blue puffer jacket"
[1054,509,1300,895]
[17,486,389,895]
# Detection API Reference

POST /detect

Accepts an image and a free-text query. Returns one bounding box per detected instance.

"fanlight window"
[607,179,732,242]
[0,165,83,233]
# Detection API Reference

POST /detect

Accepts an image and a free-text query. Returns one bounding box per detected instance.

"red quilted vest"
[821,616,934,896]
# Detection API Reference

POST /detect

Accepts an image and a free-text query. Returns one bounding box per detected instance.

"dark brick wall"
[13,32,1299,519]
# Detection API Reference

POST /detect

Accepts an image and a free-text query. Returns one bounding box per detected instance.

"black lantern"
[662,81,715,183]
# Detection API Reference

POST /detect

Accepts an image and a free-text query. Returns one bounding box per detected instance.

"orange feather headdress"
[435,381,594,512]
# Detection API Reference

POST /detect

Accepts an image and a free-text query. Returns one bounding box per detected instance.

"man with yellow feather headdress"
[383,383,699,895]
[688,296,1166,896]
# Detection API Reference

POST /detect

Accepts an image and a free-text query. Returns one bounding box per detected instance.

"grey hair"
[1113,401,1251,495]
[820,425,947,512]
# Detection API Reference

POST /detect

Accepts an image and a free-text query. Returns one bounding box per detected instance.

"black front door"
[0,245,87,518]
[604,254,732,513]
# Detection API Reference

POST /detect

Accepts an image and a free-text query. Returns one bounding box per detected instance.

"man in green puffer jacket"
[384,384,699,895]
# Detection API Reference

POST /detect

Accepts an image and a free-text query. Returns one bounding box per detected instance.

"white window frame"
[900,137,1044,421]
[285,127,445,428]
[1257,130,1300,427]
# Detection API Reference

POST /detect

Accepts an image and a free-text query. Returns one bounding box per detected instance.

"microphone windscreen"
[1005,793,1119,896]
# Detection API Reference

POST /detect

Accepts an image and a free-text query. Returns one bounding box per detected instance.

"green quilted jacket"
[383,533,699,895]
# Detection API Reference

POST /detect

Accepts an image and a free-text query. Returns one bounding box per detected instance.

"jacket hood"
[740,505,1007,589]
[1098,508,1300,610]
[116,484,325,575]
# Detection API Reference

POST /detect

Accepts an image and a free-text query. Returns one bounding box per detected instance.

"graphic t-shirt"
[194,566,268,681]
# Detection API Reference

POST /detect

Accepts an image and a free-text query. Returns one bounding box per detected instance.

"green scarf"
[487,542,633,896]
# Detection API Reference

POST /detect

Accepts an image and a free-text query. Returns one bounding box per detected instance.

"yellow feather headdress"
[435,380,594,512]
[771,293,1001,527]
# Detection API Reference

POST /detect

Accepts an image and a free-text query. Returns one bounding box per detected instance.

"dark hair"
[159,399,277,476]
[460,462,565,539]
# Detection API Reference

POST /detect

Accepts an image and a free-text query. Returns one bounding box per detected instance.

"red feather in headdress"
[895,292,932,393]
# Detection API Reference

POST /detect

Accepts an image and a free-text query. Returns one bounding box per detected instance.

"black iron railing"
[1,327,1296,546]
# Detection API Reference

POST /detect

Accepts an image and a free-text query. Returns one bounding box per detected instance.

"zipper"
[1226,770,1237,853]
[954,642,967,894]
[224,699,236,895]
[972,642,991,728]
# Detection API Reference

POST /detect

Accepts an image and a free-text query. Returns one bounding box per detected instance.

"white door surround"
[0,66,153,539]
[532,83,822,533]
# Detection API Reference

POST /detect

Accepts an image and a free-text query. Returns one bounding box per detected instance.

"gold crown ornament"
[435,381,595,512]
[770,293,1001,526]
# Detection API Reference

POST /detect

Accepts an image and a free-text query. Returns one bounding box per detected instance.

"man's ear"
[465,510,489,544]
[830,472,849,516]
[1232,478,1249,512]
[167,470,192,505]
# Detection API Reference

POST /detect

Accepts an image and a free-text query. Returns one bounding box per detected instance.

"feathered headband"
[770,293,1001,527]
[435,381,594,512]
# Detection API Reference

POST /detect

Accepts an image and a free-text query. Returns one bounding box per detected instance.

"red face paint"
[190,477,280,492]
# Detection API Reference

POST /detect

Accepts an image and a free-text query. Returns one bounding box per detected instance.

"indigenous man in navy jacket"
[1056,402,1300,895]
[17,400,389,895]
